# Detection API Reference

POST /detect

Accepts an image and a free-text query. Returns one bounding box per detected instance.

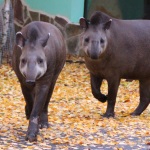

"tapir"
[79,11,150,118]
[12,21,66,142]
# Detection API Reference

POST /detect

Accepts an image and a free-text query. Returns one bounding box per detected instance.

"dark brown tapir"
[79,11,150,118]
[12,21,66,142]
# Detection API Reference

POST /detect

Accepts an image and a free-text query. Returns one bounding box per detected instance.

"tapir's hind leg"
[131,79,150,116]
[21,84,33,119]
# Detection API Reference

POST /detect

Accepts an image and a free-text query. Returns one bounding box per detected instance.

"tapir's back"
[111,19,150,46]
[107,19,150,79]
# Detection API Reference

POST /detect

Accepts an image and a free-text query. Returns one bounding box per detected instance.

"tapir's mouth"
[26,79,36,85]
[88,53,100,60]
[90,54,99,60]
[86,50,100,60]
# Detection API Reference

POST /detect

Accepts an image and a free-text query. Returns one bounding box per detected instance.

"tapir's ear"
[42,33,51,47]
[103,19,112,30]
[16,32,26,49]
[79,17,89,29]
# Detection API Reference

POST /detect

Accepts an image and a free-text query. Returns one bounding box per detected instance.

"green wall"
[85,0,144,20]
[119,0,144,19]
[0,0,3,5]
[24,0,84,23]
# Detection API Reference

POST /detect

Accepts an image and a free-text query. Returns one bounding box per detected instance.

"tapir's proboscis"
[79,11,150,118]
[12,21,66,142]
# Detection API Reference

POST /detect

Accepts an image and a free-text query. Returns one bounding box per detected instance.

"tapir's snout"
[19,55,47,84]
[23,66,37,85]
[85,40,102,60]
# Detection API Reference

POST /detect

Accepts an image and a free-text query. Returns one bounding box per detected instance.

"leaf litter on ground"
[0,59,150,149]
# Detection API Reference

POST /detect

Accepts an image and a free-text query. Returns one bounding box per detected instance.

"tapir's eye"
[85,38,89,43]
[37,58,43,64]
[21,58,26,64]
[100,38,105,44]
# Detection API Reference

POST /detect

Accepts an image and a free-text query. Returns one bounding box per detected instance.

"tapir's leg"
[131,79,150,116]
[25,84,50,142]
[39,78,57,129]
[103,78,120,118]
[90,73,107,103]
[21,84,33,119]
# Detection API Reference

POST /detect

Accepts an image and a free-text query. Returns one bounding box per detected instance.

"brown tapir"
[12,21,66,142]
[79,11,150,118]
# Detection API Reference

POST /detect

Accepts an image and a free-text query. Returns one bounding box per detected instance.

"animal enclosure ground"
[0,62,150,150]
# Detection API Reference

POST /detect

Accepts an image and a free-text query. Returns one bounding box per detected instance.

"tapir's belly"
[121,65,150,79]
[85,58,150,80]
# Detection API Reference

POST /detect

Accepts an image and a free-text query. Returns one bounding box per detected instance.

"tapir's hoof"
[98,94,107,103]
[102,112,115,118]
[130,112,141,116]
[39,122,49,129]
[25,133,37,142]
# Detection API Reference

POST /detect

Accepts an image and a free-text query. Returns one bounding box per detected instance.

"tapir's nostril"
[26,80,35,85]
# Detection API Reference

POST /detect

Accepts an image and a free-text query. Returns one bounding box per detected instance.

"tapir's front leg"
[21,84,34,120]
[103,77,120,118]
[90,73,107,103]
[25,84,49,142]
[39,77,57,129]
